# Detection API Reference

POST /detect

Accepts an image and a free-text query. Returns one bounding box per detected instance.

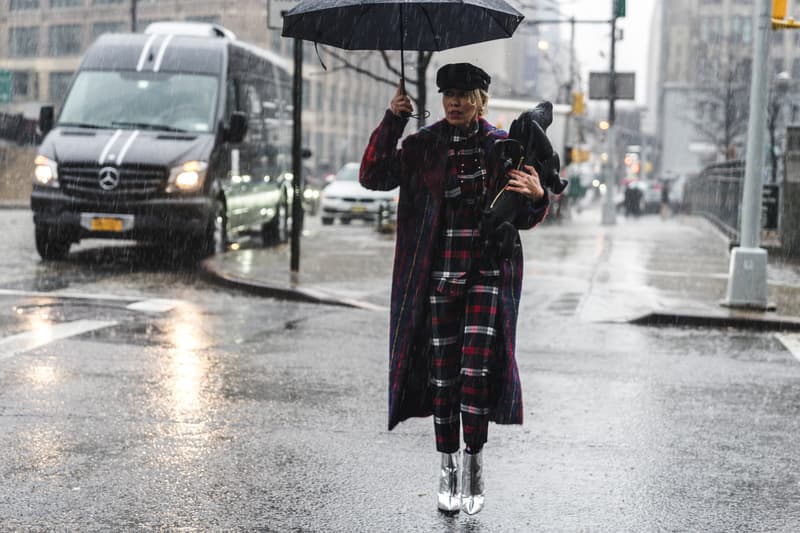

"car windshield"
[58,70,219,133]
[334,163,360,181]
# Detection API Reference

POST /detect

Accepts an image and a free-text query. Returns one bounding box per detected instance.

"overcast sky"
[555,0,657,106]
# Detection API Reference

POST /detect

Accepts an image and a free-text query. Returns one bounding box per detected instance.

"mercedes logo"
[98,166,120,191]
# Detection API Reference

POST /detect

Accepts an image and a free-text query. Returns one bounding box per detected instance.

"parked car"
[31,22,294,261]
[320,162,398,225]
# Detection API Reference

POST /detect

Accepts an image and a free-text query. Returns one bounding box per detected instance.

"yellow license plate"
[351,205,367,213]
[90,217,123,232]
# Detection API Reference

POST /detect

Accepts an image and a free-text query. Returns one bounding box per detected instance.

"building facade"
[650,0,800,178]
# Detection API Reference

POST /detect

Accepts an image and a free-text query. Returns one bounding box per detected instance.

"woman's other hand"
[506,164,545,202]
[390,82,414,117]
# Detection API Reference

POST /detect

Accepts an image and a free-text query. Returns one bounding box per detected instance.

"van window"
[59,70,220,133]
[225,78,238,118]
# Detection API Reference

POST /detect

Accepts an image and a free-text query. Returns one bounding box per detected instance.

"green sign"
[0,70,12,104]
[614,0,626,18]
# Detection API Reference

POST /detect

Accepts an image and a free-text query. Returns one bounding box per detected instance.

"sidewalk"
[204,203,800,330]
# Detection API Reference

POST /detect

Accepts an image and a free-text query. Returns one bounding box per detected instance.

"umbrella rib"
[485,10,518,39]
[418,5,443,51]
[346,4,375,49]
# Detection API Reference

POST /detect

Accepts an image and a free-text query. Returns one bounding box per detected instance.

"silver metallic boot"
[461,450,485,515]
[437,451,461,513]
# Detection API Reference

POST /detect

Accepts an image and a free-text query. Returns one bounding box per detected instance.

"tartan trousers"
[429,275,500,453]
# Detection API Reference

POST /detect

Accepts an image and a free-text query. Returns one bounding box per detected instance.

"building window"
[11,70,37,99]
[50,0,83,7]
[10,0,39,9]
[92,21,124,39]
[49,24,82,56]
[49,71,73,103]
[8,27,39,57]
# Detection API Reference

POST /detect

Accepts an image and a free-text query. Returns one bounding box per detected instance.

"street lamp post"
[724,0,772,309]
[601,8,619,226]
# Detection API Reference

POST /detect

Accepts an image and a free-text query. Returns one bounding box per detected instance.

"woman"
[360,63,549,515]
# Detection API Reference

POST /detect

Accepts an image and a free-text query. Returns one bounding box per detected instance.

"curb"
[630,310,800,332]
[0,200,28,210]
[199,258,386,311]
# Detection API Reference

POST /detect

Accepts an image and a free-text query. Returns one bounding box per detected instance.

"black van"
[31,22,294,260]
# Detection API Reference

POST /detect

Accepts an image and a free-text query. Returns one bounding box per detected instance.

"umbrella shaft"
[400,3,405,94]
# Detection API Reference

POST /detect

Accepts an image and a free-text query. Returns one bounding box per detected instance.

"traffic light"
[571,92,585,116]
[613,0,626,18]
[774,0,787,20]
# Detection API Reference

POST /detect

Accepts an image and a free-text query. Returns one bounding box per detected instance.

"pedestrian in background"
[660,178,671,219]
[360,63,549,515]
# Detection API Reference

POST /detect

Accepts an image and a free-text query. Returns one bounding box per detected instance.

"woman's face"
[442,89,479,129]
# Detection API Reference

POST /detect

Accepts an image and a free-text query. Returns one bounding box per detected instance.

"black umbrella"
[281,0,524,89]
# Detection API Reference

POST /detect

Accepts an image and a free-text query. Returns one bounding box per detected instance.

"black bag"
[480,102,567,259]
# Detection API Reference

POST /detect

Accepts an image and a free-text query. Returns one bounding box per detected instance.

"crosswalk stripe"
[777,334,800,363]
[0,320,117,361]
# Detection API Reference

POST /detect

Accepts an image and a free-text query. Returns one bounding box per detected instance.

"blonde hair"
[468,88,490,116]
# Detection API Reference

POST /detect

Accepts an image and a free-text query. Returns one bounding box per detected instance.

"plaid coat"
[360,110,549,430]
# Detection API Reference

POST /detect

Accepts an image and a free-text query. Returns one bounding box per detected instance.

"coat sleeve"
[360,110,410,191]
[514,191,550,230]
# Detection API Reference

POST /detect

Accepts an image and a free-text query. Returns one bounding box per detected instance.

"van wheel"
[35,225,71,261]
[321,217,334,226]
[201,197,227,257]
[262,195,289,246]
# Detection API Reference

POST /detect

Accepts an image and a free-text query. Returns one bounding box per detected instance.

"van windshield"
[59,70,219,133]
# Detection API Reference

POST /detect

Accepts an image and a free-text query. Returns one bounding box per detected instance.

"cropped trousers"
[429,275,500,453]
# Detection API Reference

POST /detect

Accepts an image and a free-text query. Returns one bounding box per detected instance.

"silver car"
[320,162,398,225]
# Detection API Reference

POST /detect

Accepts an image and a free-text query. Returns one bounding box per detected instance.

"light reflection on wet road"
[2,210,800,530]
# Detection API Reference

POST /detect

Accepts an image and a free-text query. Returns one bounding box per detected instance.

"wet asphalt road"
[2,209,800,531]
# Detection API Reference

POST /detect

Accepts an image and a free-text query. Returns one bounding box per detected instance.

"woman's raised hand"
[390,82,414,117]
[506,164,545,202]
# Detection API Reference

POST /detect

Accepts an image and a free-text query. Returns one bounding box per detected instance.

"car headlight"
[34,155,59,187]
[166,160,208,193]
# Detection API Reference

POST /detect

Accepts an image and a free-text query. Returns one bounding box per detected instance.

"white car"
[320,162,398,225]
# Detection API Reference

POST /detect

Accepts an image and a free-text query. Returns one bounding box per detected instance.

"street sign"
[588,71,635,100]
[614,0,626,18]
[268,0,301,30]
[0,70,12,104]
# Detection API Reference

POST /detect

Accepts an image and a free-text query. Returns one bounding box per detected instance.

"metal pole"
[724,0,771,309]
[290,38,304,273]
[561,17,575,159]
[602,9,618,226]
[131,0,137,32]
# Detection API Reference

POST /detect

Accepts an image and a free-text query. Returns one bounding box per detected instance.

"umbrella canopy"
[281,0,524,52]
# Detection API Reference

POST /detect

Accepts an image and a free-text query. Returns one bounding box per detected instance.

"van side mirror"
[226,111,247,143]
[39,105,55,136]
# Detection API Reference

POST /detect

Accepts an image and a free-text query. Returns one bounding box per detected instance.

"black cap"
[436,63,491,93]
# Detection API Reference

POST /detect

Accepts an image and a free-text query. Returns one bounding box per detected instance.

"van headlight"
[166,161,208,193]
[34,155,59,187]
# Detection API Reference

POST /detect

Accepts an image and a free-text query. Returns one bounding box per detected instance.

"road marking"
[126,299,181,313]
[0,320,118,361]
[777,334,800,362]
[0,289,187,308]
